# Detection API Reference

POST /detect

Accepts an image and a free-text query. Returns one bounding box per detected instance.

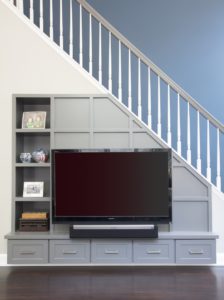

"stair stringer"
[52,94,212,236]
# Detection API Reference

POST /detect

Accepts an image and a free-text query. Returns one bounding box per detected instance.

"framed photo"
[23,182,44,198]
[22,111,46,129]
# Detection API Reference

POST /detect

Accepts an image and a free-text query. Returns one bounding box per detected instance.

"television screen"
[52,149,172,224]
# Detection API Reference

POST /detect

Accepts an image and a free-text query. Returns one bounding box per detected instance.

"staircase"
[4,0,224,193]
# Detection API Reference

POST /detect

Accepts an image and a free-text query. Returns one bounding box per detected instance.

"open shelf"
[15,157,50,198]
[15,201,50,232]
[15,132,50,163]
[15,197,51,202]
[16,129,51,133]
[15,163,51,168]
[15,97,51,129]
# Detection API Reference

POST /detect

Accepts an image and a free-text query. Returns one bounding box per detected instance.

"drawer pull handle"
[63,251,78,255]
[105,249,119,254]
[189,249,204,255]
[20,251,35,255]
[147,250,161,254]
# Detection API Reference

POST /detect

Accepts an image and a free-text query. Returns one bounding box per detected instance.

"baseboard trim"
[0,254,7,266]
[217,253,224,265]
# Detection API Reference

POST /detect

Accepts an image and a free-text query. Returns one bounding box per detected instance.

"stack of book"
[19,212,49,232]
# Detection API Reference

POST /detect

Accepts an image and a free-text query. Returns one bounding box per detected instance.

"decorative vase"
[19,153,32,163]
[32,148,49,163]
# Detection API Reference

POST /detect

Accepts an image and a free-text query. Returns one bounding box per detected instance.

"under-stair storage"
[133,239,175,264]
[7,234,217,265]
[176,239,216,264]
[0,0,222,262]
[8,240,48,264]
[6,94,218,265]
[12,96,52,234]
[49,240,91,264]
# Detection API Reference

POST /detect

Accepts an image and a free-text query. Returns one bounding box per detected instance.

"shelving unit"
[12,96,52,233]
[6,94,217,265]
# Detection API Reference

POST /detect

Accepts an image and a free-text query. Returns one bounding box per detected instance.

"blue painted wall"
[88,0,224,123]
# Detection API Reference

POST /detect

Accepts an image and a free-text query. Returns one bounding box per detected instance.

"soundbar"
[70,224,158,238]
[72,224,155,230]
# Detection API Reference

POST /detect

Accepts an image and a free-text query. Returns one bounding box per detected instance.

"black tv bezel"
[51,148,172,224]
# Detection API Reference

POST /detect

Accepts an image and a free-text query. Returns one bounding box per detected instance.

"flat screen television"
[52,149,172,224]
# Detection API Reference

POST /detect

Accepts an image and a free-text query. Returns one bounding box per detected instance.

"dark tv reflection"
[52,149,172,224]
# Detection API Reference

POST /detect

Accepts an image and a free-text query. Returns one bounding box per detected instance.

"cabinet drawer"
[133,240,175,263]
[176,240,216,264]
[8,240,48,264]
[91,239,132,263]
[50,240,90,263]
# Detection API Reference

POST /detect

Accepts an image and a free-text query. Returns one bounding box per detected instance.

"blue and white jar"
[20,153,32,163]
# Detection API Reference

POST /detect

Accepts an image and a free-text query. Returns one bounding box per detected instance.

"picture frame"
[22,111,46,129]
[23,182,44,198]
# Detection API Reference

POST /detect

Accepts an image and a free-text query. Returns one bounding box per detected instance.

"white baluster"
[30,0,34,22]
[197,111,202,172]
[157,76,161,137]
[167,85,172,146]
[187,102,191,164]
[10,0,13,5]
[216,128,221,190]
[15,0,21,11]
[118,40,122,102]
[69,0,73,57]
[128,49,132,110]
[49,0,53,39]
[39,0,43,31]
[177,93,181,155]
[18,0,23,12]
[108,32,112,92]
[89,14,93,75]
[206,120,211,181]
[98,22,102,84]
[79,4,83,67]
[147,67,152,129]
[138,58,142,119]
[59,0,63,48]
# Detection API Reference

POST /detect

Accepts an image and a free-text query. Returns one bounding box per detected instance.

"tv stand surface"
[6,231,218,265]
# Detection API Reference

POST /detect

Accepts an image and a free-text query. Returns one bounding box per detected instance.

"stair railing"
[8,0,224,191]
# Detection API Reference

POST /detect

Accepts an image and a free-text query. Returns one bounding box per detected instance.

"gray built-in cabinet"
[6,95,218,265]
